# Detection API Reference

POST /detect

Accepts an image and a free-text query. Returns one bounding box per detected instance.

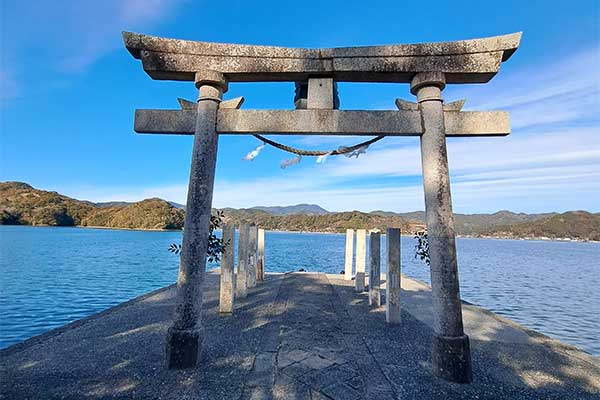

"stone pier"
[165,70,226,369]
[368,230,381,306]
[386,228,401,324]
[257,228,265,282]
[344,229,354,280]
[355,229,366,292]
[5,271,598,399]
[237,223,249,298]
[412,72,472,383]
[248,224,258,288]
[219,224,236,314]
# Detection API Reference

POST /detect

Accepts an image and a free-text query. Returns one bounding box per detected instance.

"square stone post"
[257,228,265,282]
[166,70,227,369]
[237,223,249,298]
[412,72,472,383]
[248,224,258,288]
[386,228,401,324]
[369,230,381,306]
[344,229,354,280]
[355,229,367,292]
[219,223,235,314]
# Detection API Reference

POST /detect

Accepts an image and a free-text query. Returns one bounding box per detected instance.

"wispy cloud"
[58,0,186,72]
[457,46,600,130]
[1,0,185,100]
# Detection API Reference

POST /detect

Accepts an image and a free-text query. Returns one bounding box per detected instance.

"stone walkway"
[242,273,394,399]
[1,272,599,399]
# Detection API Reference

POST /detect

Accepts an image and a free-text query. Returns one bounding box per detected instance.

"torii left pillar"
[166,70,227,369]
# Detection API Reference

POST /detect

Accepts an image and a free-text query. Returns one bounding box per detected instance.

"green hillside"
[0,182,184,230]
[2,182,597,240]
[219,208,413,234]
[482,211,600,241]
[0,182,94,226]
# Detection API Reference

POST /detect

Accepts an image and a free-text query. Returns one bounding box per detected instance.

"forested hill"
[480,211,600,241]
[372,210,559,235]
[1,182,598,240]
[0,182,184,230]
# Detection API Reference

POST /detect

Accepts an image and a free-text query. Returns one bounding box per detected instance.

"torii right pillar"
[412,72,472,383]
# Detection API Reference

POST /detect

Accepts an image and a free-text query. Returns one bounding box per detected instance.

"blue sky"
[1,0,599,213]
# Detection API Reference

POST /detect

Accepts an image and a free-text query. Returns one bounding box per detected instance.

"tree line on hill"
[1,182,598,241]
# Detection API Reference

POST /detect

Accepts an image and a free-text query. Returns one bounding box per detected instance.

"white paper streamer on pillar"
[280,154,302,169]
[316,151,334,164]
[242,143,265,161]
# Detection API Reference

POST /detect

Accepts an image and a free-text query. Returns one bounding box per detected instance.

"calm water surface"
[0,226,598,355]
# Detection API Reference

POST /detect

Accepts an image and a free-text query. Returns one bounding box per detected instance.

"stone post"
[344,229,354,280]
[355,229,367,292]
[411,72,472,383]
[257,228,265,282]
[386,228,401,324]
[219,223,235,314]
[237,223,249,298]
[165,70,227,369]
[369,230,381,306]
[248,224,258,288]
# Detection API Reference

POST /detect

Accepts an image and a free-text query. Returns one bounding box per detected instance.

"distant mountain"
[96,200,186,210]
[217,208,412,233]
[2,182,597,240]
[372,210,558,235]
[95,201,131,208]
[250,204,329,215]
[481,211,600,241]
[168,201,186,210]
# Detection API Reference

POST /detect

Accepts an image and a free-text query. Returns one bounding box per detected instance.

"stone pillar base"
[369,289,381,307]
[166,327,201,369]
[432,334,472,383]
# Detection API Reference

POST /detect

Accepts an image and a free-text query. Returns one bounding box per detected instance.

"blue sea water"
[0,225,598,355]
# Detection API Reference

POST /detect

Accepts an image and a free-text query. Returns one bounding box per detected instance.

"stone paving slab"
[1,271,598,399]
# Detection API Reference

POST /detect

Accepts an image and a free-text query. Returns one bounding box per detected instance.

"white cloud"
[457,47,600,130]
[59,0,186,71]
[2,0,185,76]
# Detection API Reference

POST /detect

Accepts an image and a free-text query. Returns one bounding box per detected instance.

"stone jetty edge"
[1,270,597,365]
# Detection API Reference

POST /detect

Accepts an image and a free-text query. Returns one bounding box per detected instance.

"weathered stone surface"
[220,96,245,109]
[396,98,465,111]
[3,272,599,399]
[386,228,401,324]
[165,77,224,369]
[307,78,336,109]
[194,70,228,91]
[237,223,249,298]
[257,228,265,282]
[344,229,354,280]
[122,31,521,83]
[134,108,510,136]
[165,327,200,369]
[248,224,258,288]
[219,223,235,313]
[355,229,366,292]
[432,334,472,384]
[413,72,472,383]
[368,231,381,307]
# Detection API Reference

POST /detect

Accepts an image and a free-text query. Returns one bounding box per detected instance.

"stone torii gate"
[122,31,521,383]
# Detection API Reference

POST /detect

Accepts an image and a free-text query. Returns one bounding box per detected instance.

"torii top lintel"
[122,32,521,84]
